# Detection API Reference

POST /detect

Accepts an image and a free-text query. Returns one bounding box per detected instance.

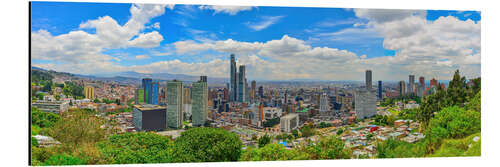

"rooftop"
[133,104,166,111]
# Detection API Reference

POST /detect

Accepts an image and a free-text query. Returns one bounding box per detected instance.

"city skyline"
[31,2,481,81]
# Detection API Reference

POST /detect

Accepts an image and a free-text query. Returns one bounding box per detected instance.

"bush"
[173,127,242,162]
[430,132,481,157]
[31,137,38,147]
[427,106,480,140]
[258,134,271,148]
[240,143,309,161]
[300,136,351,159]
[48,110,108,148]
[98,132,174,164]
[31,107,60,128]
[376,138,426,158]
[42,154,86,166]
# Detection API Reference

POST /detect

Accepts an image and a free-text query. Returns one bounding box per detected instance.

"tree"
[299,136,352,159]
[172,127,242,162]
[31,107,61,128]
[258,134,271,148]
[300,124,316,138]
[240,143,309,161]
[424,106,481,153]
[291,129,299,138]
[48,109,108,148]
[98,132,174,164]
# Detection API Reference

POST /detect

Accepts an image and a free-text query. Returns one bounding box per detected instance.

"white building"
[319,93,330,115]
[354,88,377,119]
[280,113,299,133]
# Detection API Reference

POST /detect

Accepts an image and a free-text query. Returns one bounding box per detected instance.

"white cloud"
[135,55,150,60]
[31,3,168,74]
[128,31,164,48]
[199,5,254,15]
[352,9,481,79]
[246,16,285,31]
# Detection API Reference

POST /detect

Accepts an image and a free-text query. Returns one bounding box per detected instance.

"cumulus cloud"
[351,9,481,79]
[246,16,285,31]
[31,4,168,74]
[199,5,254,15]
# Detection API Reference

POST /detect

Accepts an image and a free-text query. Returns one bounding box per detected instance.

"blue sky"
[31,2,481,81]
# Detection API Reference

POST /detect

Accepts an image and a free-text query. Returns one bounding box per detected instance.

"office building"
[378,80,383,100]
[399,80,406,96]
[319,93,329,115]
[183,87,191,104]
[142,78,152,104]
[200,76,207,82]
[167,80,184,129]
[32,101,69,114]
[132,104,166,131]
[251,80,256,100]
[366,70,372,90]
[84,86,95,100]
[151,81,159,105]
[280,113,299,133]
[258,86,264,98]
[409,75,415,95]
[238,65,246,102]
[230,54,237,101]
[355,70,377,119]
[419,76,425,94]
[192,77,208,126]
[430,78,438,89]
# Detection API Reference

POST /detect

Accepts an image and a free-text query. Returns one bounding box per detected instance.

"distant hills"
[31,66,229,85]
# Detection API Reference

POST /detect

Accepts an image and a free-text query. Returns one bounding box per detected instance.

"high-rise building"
[142,78,152,104]
[355,70,377,119]
[151,81,159,105]
[166,80,184,129]
[409,75,415,96]
[84,86,95,100]
[399,80,406,96]
[378,80,383,100]
[238,65,246,102]
[366,70,372,90]
[192,77,208,127]
[200,76,207,82]
[416,83,424,97]
[319,93,329,115]
[251,80,256,100]
[258,86,264,98]
[419,76,425,96]
[230,54,237,102]
[183,87,191,104]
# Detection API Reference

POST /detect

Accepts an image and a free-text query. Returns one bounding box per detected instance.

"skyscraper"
[319,93,329,115]
[200,76,207,82]
[192,77,208,127]
[84,86,95,100]
[258,86,264,98]
[183,87,191,104]
[238,65,246,102]
[251,80,256,100]
[378,80,383,100]
[399,80,406,96]
[230,54,237,102]
[151,81,159,105]
[419,76,425,96]
[354,70,377,119]
[409,75,415,96]
[142,78,152,104]
[366,70,372,90]
[167,80,184,129]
